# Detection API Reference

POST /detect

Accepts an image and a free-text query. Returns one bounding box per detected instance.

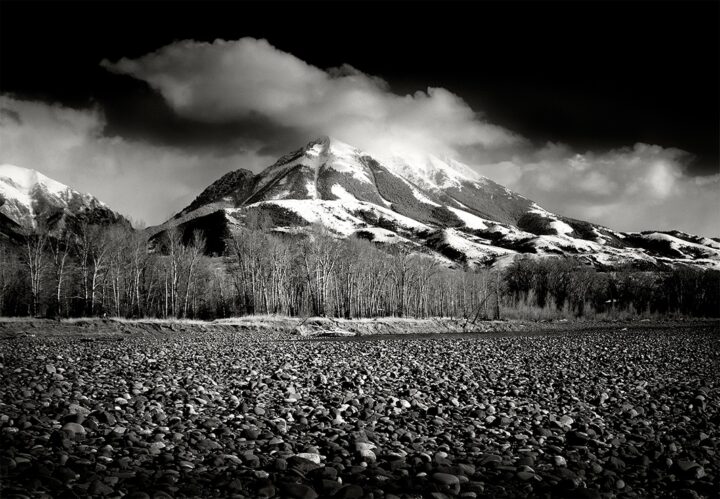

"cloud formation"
[0,95,273,225]
[102,38,520,159]
[1,38,717,236]
[476,143,720,235]
[101,37,719,235]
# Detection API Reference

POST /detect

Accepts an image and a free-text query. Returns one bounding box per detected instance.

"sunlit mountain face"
[149,137,720,270]
[0,164,129,241]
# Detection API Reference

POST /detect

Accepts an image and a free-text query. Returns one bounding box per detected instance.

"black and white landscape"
[1,1,718,498]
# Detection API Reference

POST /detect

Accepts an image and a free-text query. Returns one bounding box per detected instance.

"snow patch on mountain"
[260,200,361,235]
[443,228,515,262]
[551,220,575,236]
[642,232,720,259]
[358,227,406,244]
[331,184,358,203]
[304,142,323,158]
[695,237,720,250]
[406,180,441,206]
[447,207,488,230]
[260,197,431,235]
[528,203,577,237]
[535,235,599,253]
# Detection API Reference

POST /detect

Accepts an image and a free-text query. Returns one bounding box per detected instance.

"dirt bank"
[0,316,716,340]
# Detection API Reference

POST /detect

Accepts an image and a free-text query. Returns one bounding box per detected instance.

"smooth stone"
[359,449,376,462]
[61,422,86,437]
[433,472,461,489]
[295,452,322,465]
[517,471,535,481]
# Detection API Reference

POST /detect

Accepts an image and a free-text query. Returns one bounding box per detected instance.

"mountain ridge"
[2,144,718,271]
[0,163,130,239]
[150,137,720,270]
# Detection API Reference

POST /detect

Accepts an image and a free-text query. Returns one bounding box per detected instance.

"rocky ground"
[0,320,718,498]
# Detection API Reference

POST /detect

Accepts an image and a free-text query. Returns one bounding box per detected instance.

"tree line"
[503,256,720,318]
[0,221,717,320]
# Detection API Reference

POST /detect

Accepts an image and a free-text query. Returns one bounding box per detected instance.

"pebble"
[433,472,461,493]
[517,470,535,481]
[0,322,716,498]
[359,449,377,462]
[61,422,86,437]
[559,415,574,427]
[295,452,322,465]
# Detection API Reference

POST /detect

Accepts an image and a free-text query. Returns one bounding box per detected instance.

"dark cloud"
[101,38,521,159]
[0,95,275,225]
[2,0,717,176]
[100,84,292,158]
[1,33,717,236]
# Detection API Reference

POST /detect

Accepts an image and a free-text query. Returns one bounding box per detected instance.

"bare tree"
[49,229,71,317]
[162,228,184,317]
[182,230,206,318]
[21,226,49,316]
[389,246,413,317]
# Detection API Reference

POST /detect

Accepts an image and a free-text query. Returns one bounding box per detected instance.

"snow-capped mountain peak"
[0,163,126,234]
[302,136,373,190]
[306,135,355,156]
[0,164,72,205]
[381,153,480,191]
[151,137,720,271]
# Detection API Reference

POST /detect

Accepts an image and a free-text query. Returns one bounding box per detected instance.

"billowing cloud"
[476,143,720,236]
[0,95,273,225]
[101,38,521,159]
[101,37,719,235]
[1,38,717,236]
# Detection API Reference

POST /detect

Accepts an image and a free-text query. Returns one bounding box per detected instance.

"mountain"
[2,147,716,270]
[0,164,129,241]
[146,136,716,270]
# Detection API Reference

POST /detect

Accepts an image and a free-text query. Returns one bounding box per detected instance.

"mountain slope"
[0,164,129,239]
[152,137,720,270]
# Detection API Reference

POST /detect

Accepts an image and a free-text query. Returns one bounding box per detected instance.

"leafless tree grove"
[0,223,717,319]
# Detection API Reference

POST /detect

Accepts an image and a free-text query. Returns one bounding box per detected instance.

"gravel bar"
[1,321,718,498]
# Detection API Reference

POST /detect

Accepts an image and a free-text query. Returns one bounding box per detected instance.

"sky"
[0,0,718,235]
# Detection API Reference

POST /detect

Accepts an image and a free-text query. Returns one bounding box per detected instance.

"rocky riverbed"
[1,321,718,498]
